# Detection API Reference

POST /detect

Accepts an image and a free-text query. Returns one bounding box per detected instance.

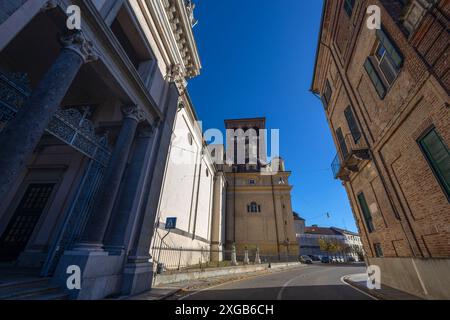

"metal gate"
[0,71,112,275]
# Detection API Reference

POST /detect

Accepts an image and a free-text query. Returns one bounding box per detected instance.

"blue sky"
[188,0,357,232]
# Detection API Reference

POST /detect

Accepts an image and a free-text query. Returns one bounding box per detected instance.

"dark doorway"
[0,183,55,262]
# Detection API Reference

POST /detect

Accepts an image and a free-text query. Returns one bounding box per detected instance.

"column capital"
[41,0,59,12]
[60,31,98,63]
[121,105,146,123]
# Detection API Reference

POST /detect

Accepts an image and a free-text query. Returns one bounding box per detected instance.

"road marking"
[179,265,309,300]
[276,267,337,300]
[340,275,378,300]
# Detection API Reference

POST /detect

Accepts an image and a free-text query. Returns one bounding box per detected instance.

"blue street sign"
[165,217,177,230]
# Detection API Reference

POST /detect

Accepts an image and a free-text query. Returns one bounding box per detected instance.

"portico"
[0,0,195,299]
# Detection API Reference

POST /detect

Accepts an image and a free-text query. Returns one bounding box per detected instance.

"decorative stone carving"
[121,105,146,122]
[60,31,98,63]
[41,0,59,12]
[163,0,199,78]
[166,63,187,93]
[185,0,198,27]
[255,247,262,264]
[231,243,238,266]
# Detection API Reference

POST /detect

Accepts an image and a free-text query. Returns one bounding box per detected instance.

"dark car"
[321,256,330,263]
[347,257,356,263]
[308,255,321,262]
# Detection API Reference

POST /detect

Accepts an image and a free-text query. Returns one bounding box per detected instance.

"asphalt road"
[180,264,374,300]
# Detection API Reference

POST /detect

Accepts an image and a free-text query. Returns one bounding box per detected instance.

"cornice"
[162,0,201,78]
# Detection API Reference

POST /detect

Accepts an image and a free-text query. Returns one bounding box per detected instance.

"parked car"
[299,255,313,264]
[321,256,330,263]
[331,257,344,263]
[347,257,356,263]
[308,255,320,262]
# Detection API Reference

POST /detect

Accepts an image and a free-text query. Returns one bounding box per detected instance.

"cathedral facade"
[0,0,201,299]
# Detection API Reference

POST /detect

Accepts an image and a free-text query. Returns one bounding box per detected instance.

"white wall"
[153,103,216,269]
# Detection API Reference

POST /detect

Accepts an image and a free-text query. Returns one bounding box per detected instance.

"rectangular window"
[344,0,355,17]
[376,28,404,71]
[322,80,333,110]
[374,243,383,257]
[344,106,361,144]
[364,28,403,99]
[364,59,387,99]
[357,192,375,233]
[418,128,450,199]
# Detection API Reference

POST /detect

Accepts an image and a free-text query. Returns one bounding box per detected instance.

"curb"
[156,288,183,300]
[342,277,422,300]
[342,277,382,300]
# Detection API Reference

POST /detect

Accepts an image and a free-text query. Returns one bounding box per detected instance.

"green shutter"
[344,106,361,143]
[419,129,450,198]
[336,127,349,160]
[357,193,375,233]
[364,59,386,98]
[376,28,404,70]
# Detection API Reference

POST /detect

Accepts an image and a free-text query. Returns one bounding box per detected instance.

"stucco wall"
[369,257,450,299]
[154,104,216,266]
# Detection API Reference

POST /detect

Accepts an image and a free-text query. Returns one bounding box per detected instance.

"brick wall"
[313,0,450,260]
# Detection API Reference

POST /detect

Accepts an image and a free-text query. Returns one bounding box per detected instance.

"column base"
[51,248,124,300]
[71,241,104,252]
[121,257,154,297]
[103,245,125,256]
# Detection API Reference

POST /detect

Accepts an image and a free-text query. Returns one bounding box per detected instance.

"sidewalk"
[343,273,422,300]
[128,263,304,300]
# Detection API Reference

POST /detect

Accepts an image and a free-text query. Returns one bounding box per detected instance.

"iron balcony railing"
[331,132,371,180]
[331,154,344,180]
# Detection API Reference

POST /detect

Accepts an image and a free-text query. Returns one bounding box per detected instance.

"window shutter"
[376,28,403,70]
[419,129,450,197]
[357,193,375,233]
[344,106,361,144]
[336,127,349,160]
[364,58,387,98]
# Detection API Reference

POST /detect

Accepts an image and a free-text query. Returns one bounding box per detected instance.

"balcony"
[331,133,371,181]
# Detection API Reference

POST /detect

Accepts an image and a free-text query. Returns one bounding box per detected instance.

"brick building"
[311,0,449,299]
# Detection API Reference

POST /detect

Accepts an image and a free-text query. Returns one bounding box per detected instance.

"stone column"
[104,125,155,253]
[76,105,144,250]
[0,31,97,201]
[120,83,179,296]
